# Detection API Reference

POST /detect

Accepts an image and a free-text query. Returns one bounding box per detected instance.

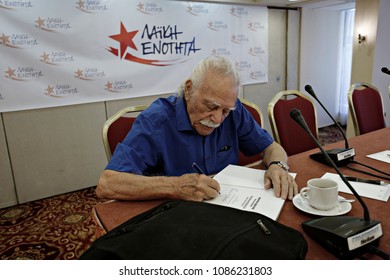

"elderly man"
[96,56,298,202]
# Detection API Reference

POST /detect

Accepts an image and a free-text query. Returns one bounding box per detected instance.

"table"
[92,127,390,259]
[278,127,389,259]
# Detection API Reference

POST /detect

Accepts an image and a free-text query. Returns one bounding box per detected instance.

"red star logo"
[35,17,45,29]
[1,33,10,46]
[45,85,54,96]
[40,52,50,63]
[5,67,16,79]
[74,68,84,79]
[109,22,138,59]
[105,81,113,91]
[76,0,85,10]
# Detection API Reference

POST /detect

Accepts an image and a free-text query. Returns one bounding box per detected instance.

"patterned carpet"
[0,125,344,260]
[0,187,99,260]
[318,124,345,146]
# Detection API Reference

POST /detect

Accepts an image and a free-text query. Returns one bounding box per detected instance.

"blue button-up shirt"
[106,95,274,176]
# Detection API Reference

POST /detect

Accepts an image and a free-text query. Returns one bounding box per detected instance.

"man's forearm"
[96,170,177,201]
[262,141,288,167]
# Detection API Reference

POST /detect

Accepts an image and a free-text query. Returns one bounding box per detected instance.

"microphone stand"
[304,84,355,166]
[290,108,382,259]
[305,85,350,148]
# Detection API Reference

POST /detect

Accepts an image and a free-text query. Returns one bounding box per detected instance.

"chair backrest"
[348,82,385,136]
[238,98,263,166]
[102,105,148,161]
[268,90,319,156]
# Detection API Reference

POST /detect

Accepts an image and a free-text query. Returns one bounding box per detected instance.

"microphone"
[304,84,355,166]
[290,108,382,259]
[381,67,390,75]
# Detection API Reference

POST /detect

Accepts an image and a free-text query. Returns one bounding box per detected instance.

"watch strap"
[268,161,289,172]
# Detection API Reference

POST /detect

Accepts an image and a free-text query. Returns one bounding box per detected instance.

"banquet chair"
[347,82,385,136]
[238,98,264,166]
[268,90,319,156]
[102,105,149,161]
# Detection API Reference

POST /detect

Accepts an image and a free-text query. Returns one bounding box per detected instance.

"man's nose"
[210,110,224,124]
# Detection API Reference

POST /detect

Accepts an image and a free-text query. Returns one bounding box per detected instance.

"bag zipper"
[257,219,271,235]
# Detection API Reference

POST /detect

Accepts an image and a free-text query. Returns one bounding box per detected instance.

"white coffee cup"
[300,178,339,210]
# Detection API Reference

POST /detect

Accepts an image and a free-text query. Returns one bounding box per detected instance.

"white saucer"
[292,194,352,216]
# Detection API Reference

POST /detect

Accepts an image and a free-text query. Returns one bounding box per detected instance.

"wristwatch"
[268,161,289,172]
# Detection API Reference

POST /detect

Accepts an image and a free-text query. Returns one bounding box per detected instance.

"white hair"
[177,56,241,97]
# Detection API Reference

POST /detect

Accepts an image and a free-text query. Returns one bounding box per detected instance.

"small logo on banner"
[248,47,265,57]
[76,0,108,14]
[105,80,133,93]
[248,21,265,32]
[35,17,71,32]
[107,21,201,66]
[211,48,231,57]
[235,61,252,72]
[231,34,249,44]
[250,70,266,81]
[74,67,106,81]
[136,2,163,15]
[5,66,43,81]
[0,0,33,10]
[208,20,228,32]
[186,3,209,16]
[40,51,75,65]
[45,84,78,98]
[0,33,38,48]
[230,6,249,17]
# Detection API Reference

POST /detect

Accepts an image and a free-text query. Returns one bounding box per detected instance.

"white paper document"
[205,165,296,220]
[321,172,390,202]
[366,150,390,164]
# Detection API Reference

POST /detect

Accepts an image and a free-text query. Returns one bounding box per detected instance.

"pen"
[192,162,220,194]
[345,176,385,186]
[192,162,206,175]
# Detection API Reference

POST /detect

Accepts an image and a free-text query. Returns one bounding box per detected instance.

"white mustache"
[200,119,220,128]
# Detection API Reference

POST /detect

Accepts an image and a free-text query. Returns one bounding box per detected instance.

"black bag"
[81,200,307,260]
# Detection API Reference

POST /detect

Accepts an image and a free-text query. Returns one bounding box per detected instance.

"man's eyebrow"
[208,100,221,107]
[207,100,236,111]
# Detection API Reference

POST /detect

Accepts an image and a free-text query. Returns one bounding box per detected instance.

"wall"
[0,8,299,208]
[244,8,291,134]
[371,0,390,127]
[2,103,107,204]
[0,115,17,208]
[300,7,345,128]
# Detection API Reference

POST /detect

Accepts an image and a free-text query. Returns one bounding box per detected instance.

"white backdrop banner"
[0,0,268,113]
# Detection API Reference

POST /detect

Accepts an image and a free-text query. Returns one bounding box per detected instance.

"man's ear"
[184,80,192,100]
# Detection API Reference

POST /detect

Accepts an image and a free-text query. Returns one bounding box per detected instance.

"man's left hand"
[264,165,298,200]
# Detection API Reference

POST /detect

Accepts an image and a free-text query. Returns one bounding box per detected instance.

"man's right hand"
[174,174,220,201]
